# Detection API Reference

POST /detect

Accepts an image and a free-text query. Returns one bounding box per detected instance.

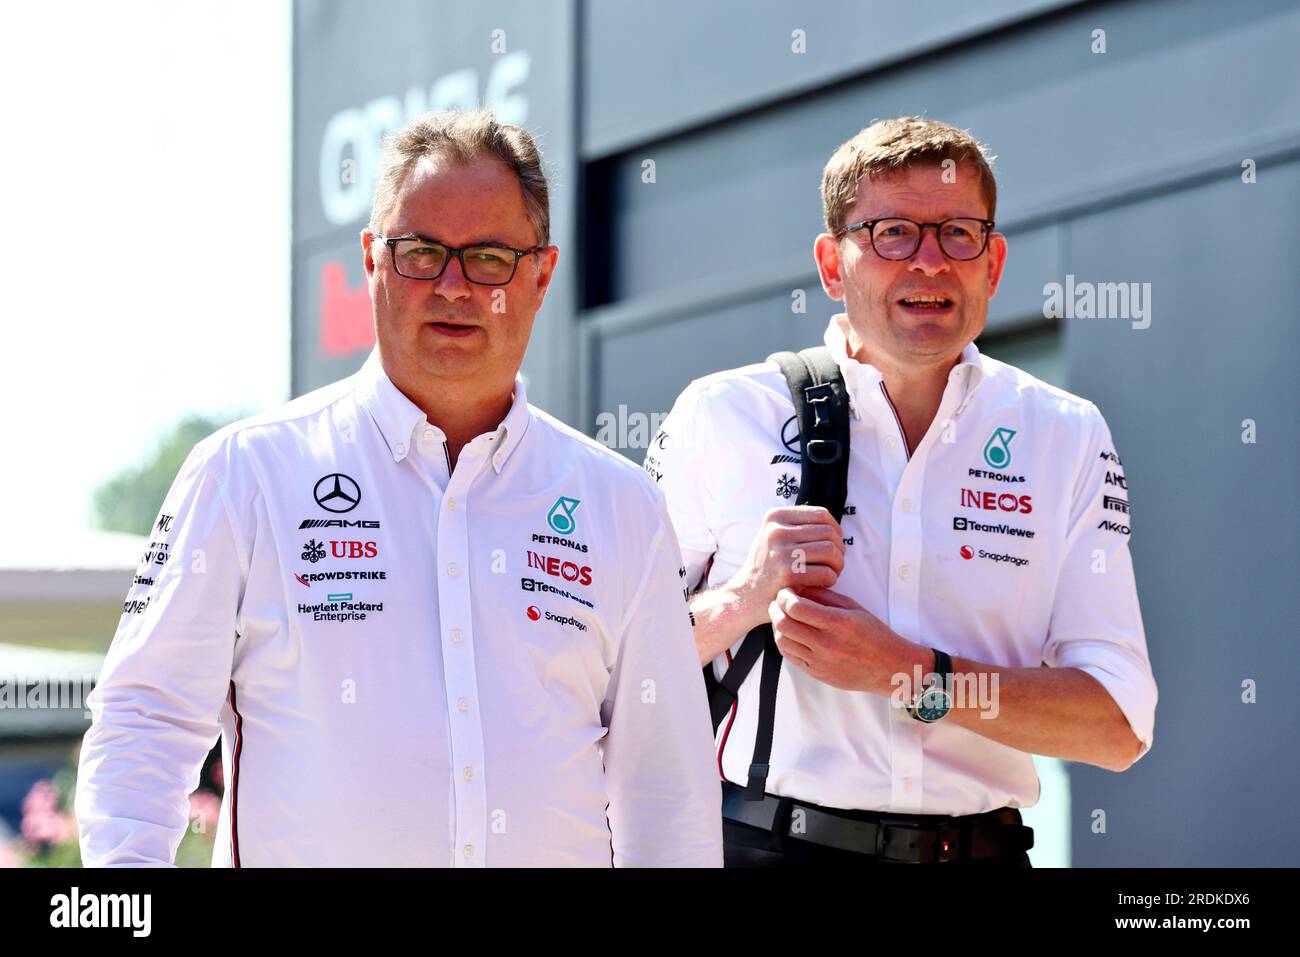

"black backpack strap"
[771,346,851,524]
[706,346,851,801]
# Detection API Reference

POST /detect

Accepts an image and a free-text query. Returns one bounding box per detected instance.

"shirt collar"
[821,314,987,417]
[354,347,531,473]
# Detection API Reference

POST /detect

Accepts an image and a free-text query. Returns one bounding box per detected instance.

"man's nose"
[907,227,950,276]
[434,255,473,301]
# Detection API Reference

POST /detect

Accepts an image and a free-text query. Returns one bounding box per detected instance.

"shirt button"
[463,767,474,781]
[899,564,911,580]
[394,443,406,455]
[887,436,899,449]
[457,697,469,713]
[902,498,913,513]
[463,844,475,860]
[424,428,437,442]
[447,562,459,577]
[451,628,463,644]
[447,497,457,511]
[904,777,913,790]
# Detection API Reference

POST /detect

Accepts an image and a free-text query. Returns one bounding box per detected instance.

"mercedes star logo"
[313,473,361,513]
[781,415,803,453]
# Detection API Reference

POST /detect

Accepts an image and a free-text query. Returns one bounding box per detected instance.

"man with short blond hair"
[77,110,723,868]
[648,115,1156,866]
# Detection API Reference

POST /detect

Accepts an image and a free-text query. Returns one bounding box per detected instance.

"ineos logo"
[314,474,361,513]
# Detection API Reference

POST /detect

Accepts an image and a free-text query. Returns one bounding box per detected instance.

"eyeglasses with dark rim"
[835,217,996,261]
[375,234,546,285]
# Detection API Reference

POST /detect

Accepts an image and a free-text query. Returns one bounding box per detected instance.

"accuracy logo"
[547,496,581,535]
[983,427,1016,469]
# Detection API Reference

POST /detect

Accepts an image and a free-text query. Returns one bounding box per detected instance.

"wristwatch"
[905,649,953,723]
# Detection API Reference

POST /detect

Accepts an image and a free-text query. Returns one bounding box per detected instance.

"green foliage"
[92,414,235,536]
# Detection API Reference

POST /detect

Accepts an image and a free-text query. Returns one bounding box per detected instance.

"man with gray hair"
[76,110,722,867]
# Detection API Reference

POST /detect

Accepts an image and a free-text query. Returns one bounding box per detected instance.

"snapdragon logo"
[979,549,1029,567]
[50,887,151,937]
[1042,274,1152,330]
[526,606,587,632]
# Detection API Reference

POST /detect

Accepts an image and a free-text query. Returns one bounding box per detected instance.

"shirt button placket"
[889,478,925,813]
[438,446,488,867]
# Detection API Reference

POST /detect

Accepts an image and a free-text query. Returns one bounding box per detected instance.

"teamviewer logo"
[521,578,535,591]
[953,517,969,530]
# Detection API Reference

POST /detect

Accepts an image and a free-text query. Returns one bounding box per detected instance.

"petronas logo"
[547,496,581,535]
[983,428,1017,469]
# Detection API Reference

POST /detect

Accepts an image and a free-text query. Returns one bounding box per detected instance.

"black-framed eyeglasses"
[836,217,995,261]
[375,234,545,285]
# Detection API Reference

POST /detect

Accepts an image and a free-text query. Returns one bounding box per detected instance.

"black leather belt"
[722,782,1033,863]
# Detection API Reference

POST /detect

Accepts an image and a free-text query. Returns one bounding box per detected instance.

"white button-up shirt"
[76,349,722,867]
[647,314,1156,815]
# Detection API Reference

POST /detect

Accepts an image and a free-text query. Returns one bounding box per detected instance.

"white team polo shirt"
[647,314,1157,815]
[76,348,722,867]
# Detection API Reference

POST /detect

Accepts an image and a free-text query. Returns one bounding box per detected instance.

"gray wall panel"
[583,0,1084,156]
[592,293,818,449]
[595,0,1297,308]
[1064,161,1300,866]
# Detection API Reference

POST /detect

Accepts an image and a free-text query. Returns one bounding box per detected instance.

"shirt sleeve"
[600,493,723,867]
[1041,405,1157,760]
[75,438,247,866]
[643,383,718,592]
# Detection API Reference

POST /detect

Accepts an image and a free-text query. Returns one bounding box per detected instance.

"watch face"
[916,686,952,722]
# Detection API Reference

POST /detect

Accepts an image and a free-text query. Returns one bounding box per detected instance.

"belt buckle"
[875,819,939,863]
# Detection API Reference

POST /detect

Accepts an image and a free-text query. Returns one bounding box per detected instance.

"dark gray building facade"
[293,0,1300,865]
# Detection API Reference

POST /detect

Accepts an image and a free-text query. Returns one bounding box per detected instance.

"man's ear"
[361,228,377,281]
[985,232,1008,300]
[814,233,846,302]
[532,245,560,306]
